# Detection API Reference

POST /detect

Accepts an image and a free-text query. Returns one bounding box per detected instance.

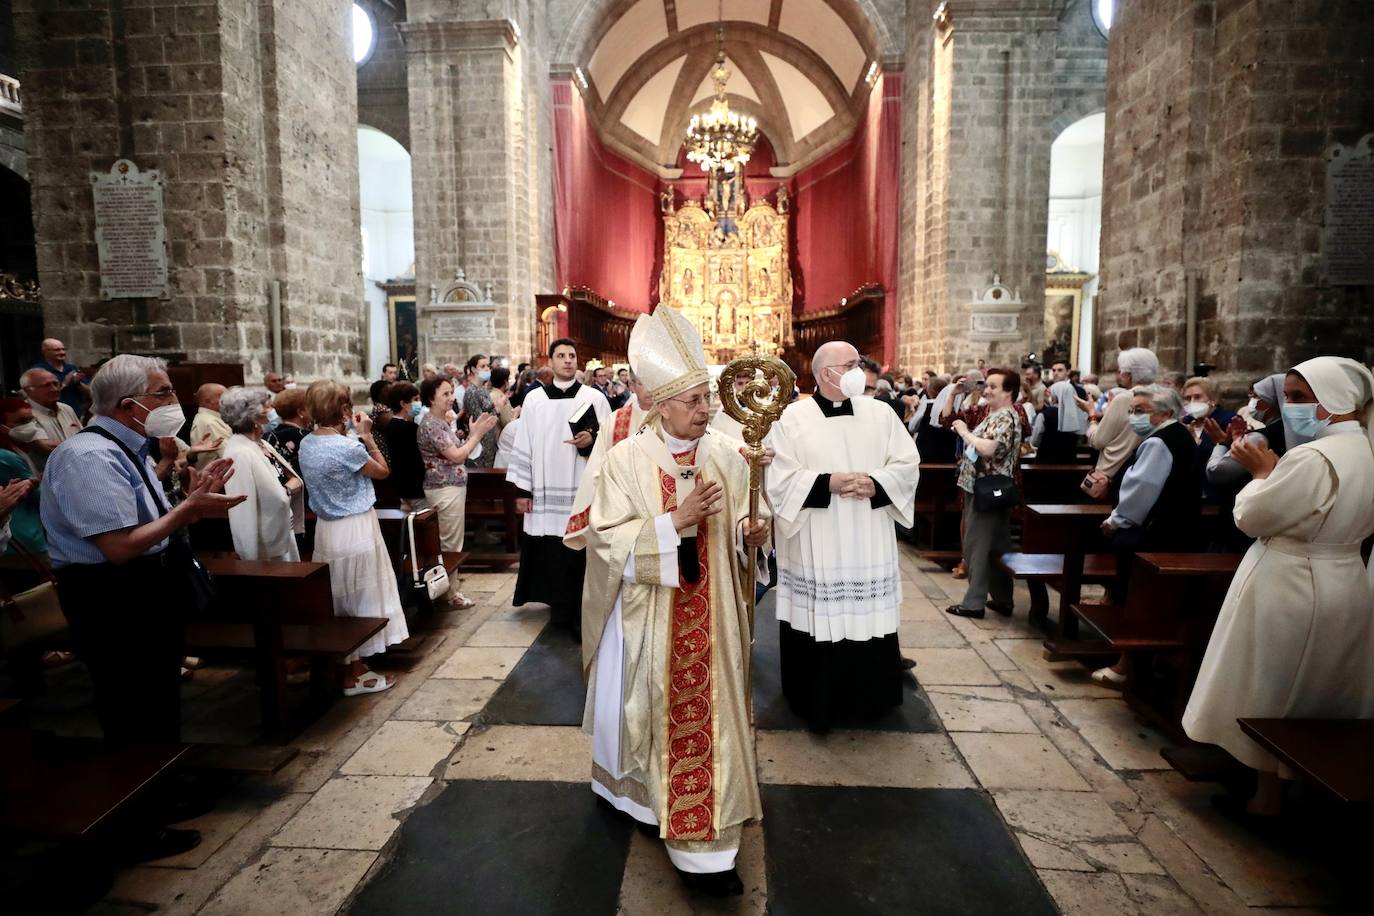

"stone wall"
[356,0,408,149]
[14,0,363,378]
[1098,0,1374,388]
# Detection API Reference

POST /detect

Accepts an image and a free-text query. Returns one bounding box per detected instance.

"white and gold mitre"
[629,306,710,401]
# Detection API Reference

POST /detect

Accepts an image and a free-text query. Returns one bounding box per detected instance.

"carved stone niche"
[967,274,1025,342]
[420,269,498,365]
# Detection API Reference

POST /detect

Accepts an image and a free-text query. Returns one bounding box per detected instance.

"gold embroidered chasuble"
[581,418,766,847]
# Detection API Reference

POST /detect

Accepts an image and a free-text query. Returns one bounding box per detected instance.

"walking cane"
[718,353,795,714]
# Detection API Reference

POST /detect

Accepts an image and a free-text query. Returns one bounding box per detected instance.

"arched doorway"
[357,125,415,380]
[1045,112,1105,371]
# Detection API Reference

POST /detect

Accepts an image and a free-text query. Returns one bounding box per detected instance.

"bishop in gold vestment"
[581,307,769,895]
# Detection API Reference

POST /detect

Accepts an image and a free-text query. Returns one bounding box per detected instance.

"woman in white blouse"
[220,386,304,561]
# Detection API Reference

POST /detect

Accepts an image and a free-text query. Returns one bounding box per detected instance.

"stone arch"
[1050,103,1105,143]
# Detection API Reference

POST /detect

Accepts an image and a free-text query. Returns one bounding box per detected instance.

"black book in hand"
[568,402,601,439]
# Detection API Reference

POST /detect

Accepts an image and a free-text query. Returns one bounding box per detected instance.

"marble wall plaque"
[432,314,495,340]
[970,312,1019,335]
[1324,135,1374,286]
[92,159,169,299]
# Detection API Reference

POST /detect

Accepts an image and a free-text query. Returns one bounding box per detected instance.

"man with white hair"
[40,354,245,858]
[20,367,84,472]
[32,337,89,414]
[766,341,921,732]
[1084,347,1159,498]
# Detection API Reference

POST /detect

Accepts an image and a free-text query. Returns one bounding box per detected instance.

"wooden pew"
[0,726,187,838]
[463,467,523,570]
[1237,719,1374,804]
[376,507,466,612]
[913,463,960,558]
[1015,504,1115,638]
[1065,552,1241,738]
[185,558,388,741]
[1018,464,1093,504]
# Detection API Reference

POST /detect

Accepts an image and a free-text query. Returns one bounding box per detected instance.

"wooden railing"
[785,283,885,391]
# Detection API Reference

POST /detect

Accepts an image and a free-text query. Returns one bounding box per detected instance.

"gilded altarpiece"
[658,174,793,363]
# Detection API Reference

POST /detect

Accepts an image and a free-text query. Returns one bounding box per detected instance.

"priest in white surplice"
[582,307,770,897]
[1183,356,1374,818]
[766,341,920,732]
[507,337,611,635]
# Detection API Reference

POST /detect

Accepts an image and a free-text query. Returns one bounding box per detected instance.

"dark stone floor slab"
[761,784,1057,916]
[752,593,940,733]
[348,780,632,916]
[477,623,586,725]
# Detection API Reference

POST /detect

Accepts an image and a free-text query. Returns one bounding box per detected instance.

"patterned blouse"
[417,414,467,490]
[957,407,1023,494]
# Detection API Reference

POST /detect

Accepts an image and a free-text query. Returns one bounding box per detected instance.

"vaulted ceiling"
[571,0,884,175]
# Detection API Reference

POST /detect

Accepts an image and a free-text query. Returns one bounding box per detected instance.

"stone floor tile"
[898,618,967,648]
[198,847,378,916]
[144,805,256,870]
[270,775,433,850]
[1120,874,1204,914]
[432,645,527,679]
[1127,772,1341,908]
[465,618,545,648]
[994,638,1124,698]
[1039,870,1139,916]
[1134,814,1248,913]
[756,730,974,789]
[1080,841,1167,875]
[1017,834,1093,872]
[341,720,470,777]
[925,686,1041,733]
[392,678,500,721]
[444,725,591,782]
[972,641,1019,671]
[905,647,1001,686]
[951,732,1091,791]
[1052,698,1172,770]
[616,822,767,916]
[494,603,551,623]
[899,596,946,621]
[993,789,1135,844]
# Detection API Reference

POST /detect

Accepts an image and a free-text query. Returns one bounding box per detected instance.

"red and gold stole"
[661,446,716,841]
[564,403,638,538]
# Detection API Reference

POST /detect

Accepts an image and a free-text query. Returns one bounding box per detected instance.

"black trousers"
[55,554,187,745]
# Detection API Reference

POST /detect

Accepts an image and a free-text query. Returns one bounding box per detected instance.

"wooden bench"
[187,558,388,741]
[0,727,187,838]
[1237,718,1374,804]
[913,464,960,551]
[997,551,1117,632]
[463,468,523,569]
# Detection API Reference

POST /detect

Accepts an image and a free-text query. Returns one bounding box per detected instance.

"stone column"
[896,1,1107,375]
[1098,0,1374,388]
[401,0,554,367]
[15,0,364,380]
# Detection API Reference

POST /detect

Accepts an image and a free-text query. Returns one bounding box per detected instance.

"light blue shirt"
[1108,436,1172,530]
[298,433,376,521]
[40,415,171,567]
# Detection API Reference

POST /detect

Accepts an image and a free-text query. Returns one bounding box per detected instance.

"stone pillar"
[15,0,364,380]
[401,0,554,367]
[896,0,1107,375]
[1098,0,1374,388]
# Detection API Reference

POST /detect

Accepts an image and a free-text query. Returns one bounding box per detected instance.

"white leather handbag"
[406,510,450,602]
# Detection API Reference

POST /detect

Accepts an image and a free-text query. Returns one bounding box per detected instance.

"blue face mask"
[410,401,423,419]
[1128,414,1156,437]
[478,370,491,382]
[1281,403,1329,438]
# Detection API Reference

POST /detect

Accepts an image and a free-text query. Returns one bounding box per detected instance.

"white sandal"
[343,670,394,696]
[1090,666,1127,688]
[447,592,477,610]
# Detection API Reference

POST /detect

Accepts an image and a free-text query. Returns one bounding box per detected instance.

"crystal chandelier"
[684,24,758,175]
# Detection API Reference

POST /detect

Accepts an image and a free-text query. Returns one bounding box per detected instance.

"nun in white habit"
[1182,356,1374,817]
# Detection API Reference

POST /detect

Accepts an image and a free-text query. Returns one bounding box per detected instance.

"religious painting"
[1044,256,1090,369]
[388,294,419,380]
[715,290,738,337]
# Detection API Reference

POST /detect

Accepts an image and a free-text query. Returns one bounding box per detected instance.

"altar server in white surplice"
[1183,356,1374,818]
[582,307,770,898]
[766,341,920,732]
[507,337,611,635]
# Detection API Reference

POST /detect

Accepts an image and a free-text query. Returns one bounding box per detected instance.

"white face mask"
[128,399,187,439]
[1182,401,1210,420]
[829,366,867,400]
[7,421,43,444]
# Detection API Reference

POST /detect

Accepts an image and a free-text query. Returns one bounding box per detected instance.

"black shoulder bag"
[78,426,221,614]
[971,411,1022,511]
